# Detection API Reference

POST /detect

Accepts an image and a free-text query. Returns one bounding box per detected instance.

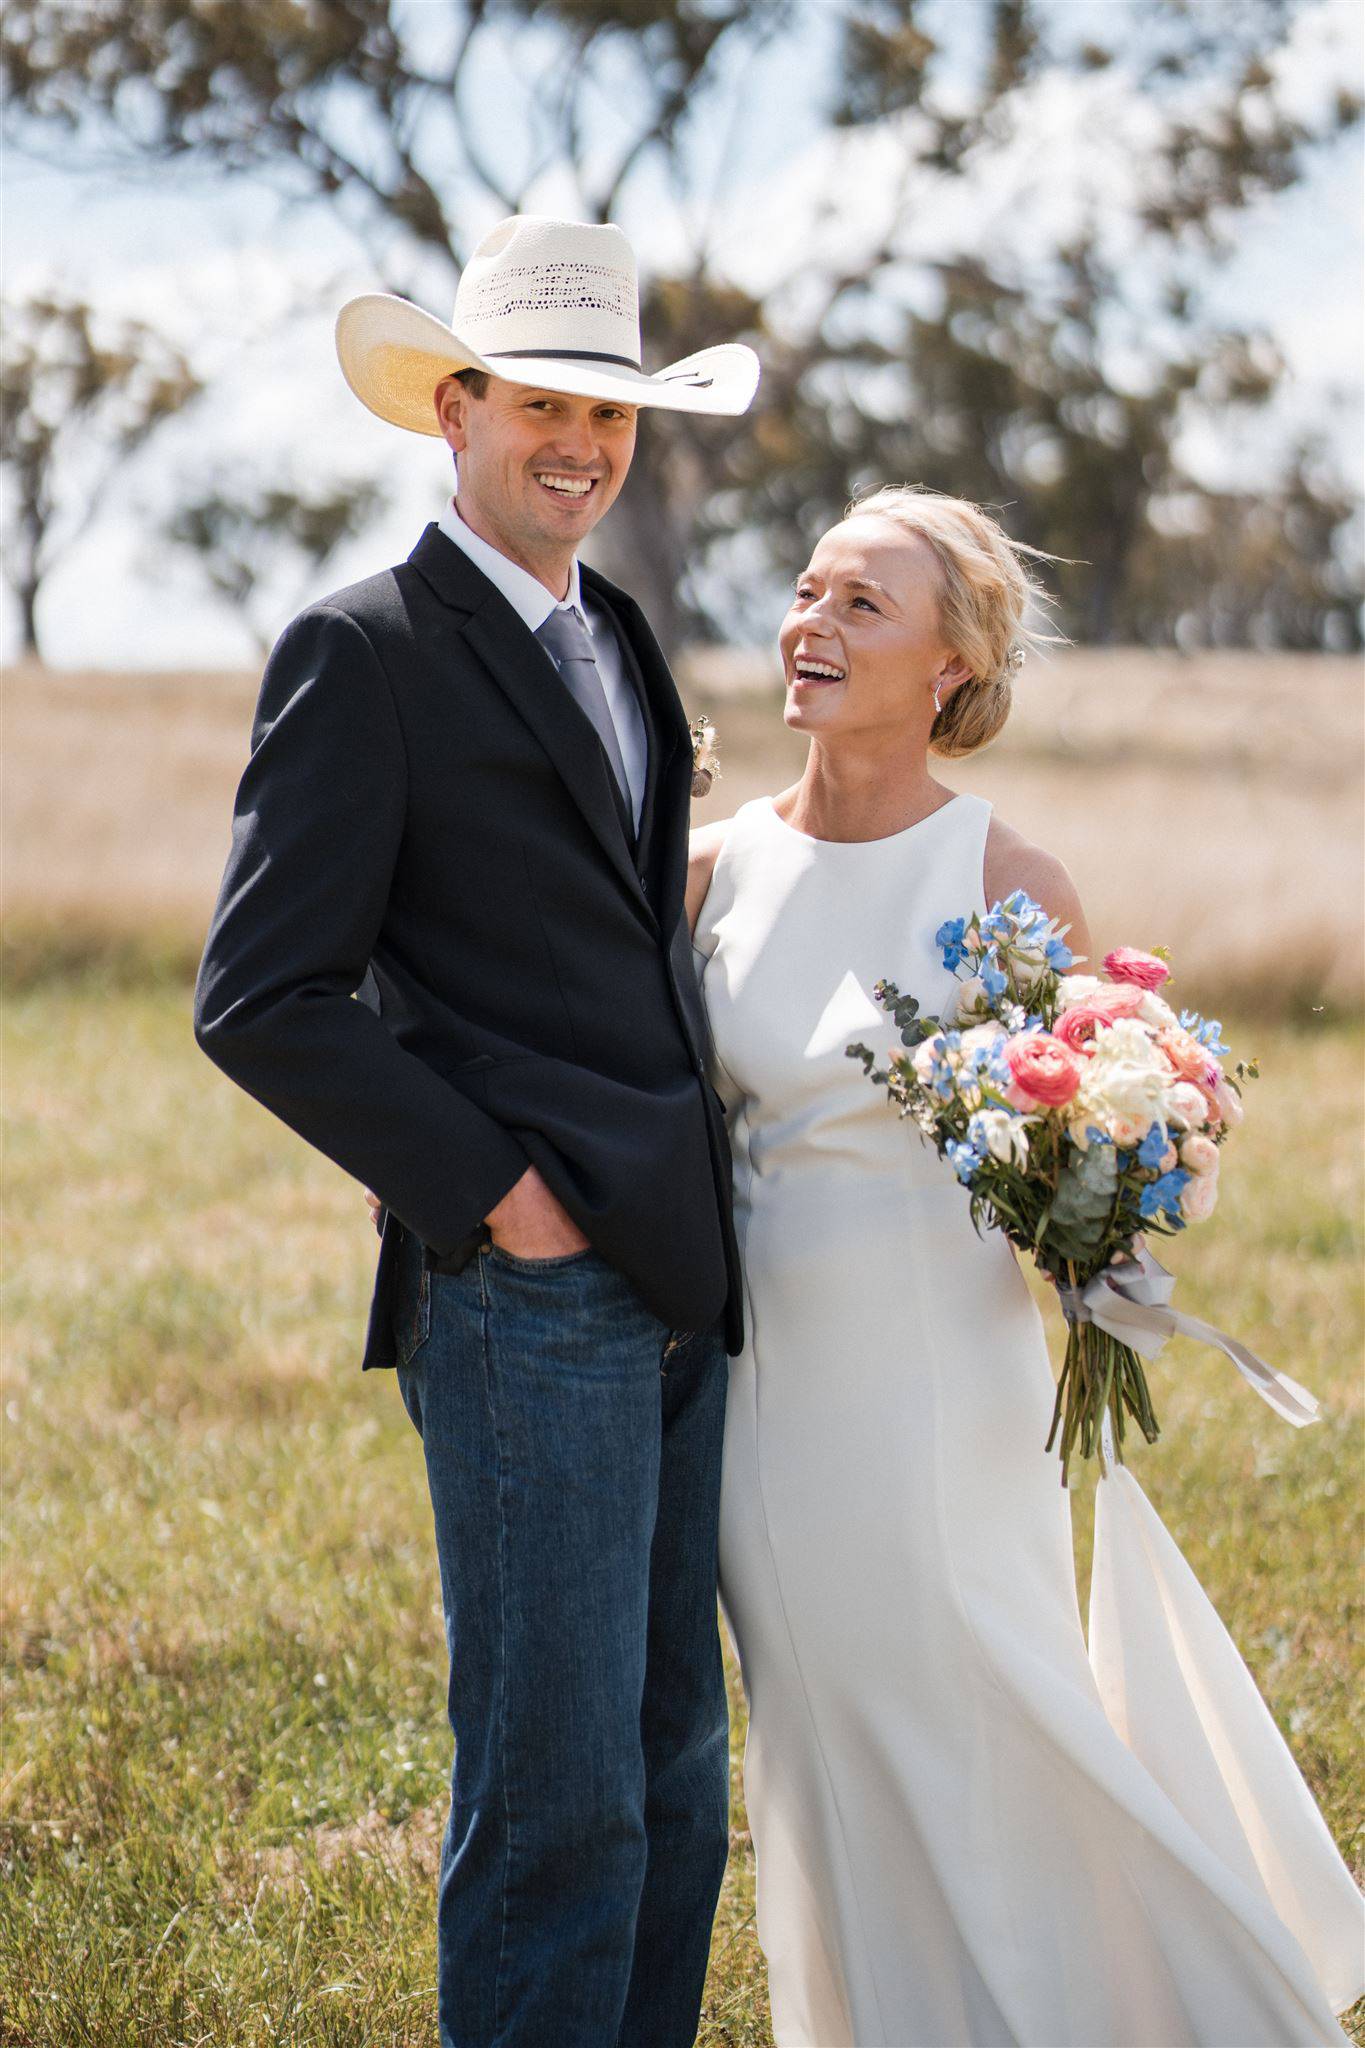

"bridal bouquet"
[846,893,1309,1483]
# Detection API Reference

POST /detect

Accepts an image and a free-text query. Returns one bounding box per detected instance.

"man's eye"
[852,595,878,611]
[794,585,814,600]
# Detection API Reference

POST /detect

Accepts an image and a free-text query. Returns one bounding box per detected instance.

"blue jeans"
[393,1224,730,2048]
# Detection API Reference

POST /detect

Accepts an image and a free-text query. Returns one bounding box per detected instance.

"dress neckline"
[760,791,971,849]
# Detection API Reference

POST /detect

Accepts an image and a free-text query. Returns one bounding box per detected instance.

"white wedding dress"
[694,792,1362,2048]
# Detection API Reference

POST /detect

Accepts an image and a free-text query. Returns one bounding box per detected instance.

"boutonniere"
[689,715,721,798]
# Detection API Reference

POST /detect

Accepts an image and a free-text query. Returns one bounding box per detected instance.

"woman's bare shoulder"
[686,817,736,936]
[983,814,1092,963]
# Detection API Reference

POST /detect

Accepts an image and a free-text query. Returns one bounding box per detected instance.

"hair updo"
[842,484,1060,759]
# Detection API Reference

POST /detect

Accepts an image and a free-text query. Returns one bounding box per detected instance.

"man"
[194,214,759,2048]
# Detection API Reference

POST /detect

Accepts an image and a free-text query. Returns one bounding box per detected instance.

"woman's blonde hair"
[842,484,1062,759]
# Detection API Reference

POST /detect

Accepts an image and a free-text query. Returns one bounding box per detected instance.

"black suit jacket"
[194,524,742,1365]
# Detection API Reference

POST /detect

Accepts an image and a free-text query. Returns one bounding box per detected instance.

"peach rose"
[1179,1133,1220,1175]
[1004,1031,1083,1109]
[1156,1026,1221,1094]
[1107,1111,1151,1148]
[1181,1170,1220,1223]
[1211,1075,1244,1129]
[1104,947,1171,991]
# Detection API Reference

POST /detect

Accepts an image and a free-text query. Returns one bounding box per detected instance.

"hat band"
[485,346,644,373]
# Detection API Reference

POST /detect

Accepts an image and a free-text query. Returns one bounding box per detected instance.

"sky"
[2,0,1362,668]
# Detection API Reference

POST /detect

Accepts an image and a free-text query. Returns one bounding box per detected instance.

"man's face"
[436,375,637,576]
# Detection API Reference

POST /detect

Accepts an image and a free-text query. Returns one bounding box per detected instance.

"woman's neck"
[778,738,953,844]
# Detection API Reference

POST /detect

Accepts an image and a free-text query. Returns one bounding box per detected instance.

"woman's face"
[778,515,967,740]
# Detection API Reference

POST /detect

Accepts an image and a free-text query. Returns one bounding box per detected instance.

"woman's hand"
[364,1187,382,1234]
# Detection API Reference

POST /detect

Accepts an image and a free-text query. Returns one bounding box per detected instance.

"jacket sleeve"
[193,603,528,1253]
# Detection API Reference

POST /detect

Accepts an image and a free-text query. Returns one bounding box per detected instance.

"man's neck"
[454,493,573,602]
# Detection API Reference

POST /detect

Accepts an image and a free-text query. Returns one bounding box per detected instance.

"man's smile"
[534,471,600,502]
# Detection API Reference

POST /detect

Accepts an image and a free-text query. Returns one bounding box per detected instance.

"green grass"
[2,977,1360,2045]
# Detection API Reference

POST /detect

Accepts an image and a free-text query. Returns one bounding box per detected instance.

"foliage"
[2,2,1361,649]
[0,291,201,657]
[163,474,388,654]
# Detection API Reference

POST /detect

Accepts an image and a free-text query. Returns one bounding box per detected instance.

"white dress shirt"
[437,496,647,831]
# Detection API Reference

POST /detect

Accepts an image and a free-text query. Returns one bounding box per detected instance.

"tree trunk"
[582,432,692,661]
[17,575,41,662]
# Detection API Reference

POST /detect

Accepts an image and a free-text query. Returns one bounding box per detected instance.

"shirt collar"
[437,495,584,633]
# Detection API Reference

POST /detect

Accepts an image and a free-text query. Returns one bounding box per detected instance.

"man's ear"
[434,377,471,454]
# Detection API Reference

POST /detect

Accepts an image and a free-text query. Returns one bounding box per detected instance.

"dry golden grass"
[5,648,1361,1014]
[682,647,1365,1018]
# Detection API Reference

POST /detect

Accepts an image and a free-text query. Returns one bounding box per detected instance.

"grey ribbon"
[535,605,631,815]
[1057,1245,1319,1429]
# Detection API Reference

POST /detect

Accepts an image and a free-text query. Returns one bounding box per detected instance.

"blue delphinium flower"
[1136,1121,1169,1168]
[924,1033,960,1101]
[1179,1009,1229,1055]
[936,916,970,972]
[980,951,1008,1001]
[1044,933,1074,971]
[1139,1167,1191,1222]
[946,1136,985,1184]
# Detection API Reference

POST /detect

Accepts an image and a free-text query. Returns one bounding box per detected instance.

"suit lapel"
[583,566,692,932]
[409,526,650,916]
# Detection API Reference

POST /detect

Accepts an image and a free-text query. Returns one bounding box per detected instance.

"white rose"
[1012,945,1051,990]
[1138,991,1178,1029]
[951,975,992,1021]
[1074,1019,1171,1130]
[1165,1080,1210,1129]
[959,1021,1006,1054]
[1055,975,1105,1010]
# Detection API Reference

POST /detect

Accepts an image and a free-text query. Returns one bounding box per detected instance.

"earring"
[932,680,944,714]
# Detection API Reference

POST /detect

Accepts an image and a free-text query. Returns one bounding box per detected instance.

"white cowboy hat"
[335,214,761,430]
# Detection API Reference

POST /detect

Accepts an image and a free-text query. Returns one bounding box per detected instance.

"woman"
[686,486,1362,2046]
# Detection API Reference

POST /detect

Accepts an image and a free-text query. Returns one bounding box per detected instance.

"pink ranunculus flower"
[1107,1111,1150,1148]
[1179,1132,1220,1175]
[1091,981,1148,1020]
[1003,1031,1083,1109]
[1181,1169,1220,1223]
[1104,947,1171,991]
[1053,1005,1105,1056]
[1158,1141,1180,1172]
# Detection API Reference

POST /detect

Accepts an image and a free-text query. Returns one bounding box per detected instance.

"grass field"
[3,651,1363,2041]
[2,974,1361,2045]
[4,649,1363,1014]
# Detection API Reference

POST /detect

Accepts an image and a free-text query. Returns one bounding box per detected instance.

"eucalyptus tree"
[4,0,1358,647]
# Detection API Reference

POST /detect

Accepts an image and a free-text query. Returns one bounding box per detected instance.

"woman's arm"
[685,820,731,938]
[983,816,1094,971]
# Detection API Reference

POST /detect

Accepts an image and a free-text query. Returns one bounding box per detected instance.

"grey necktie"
[535,605,632,819]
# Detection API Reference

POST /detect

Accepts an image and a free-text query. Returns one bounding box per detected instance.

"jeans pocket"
[395,1257,432,1367]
